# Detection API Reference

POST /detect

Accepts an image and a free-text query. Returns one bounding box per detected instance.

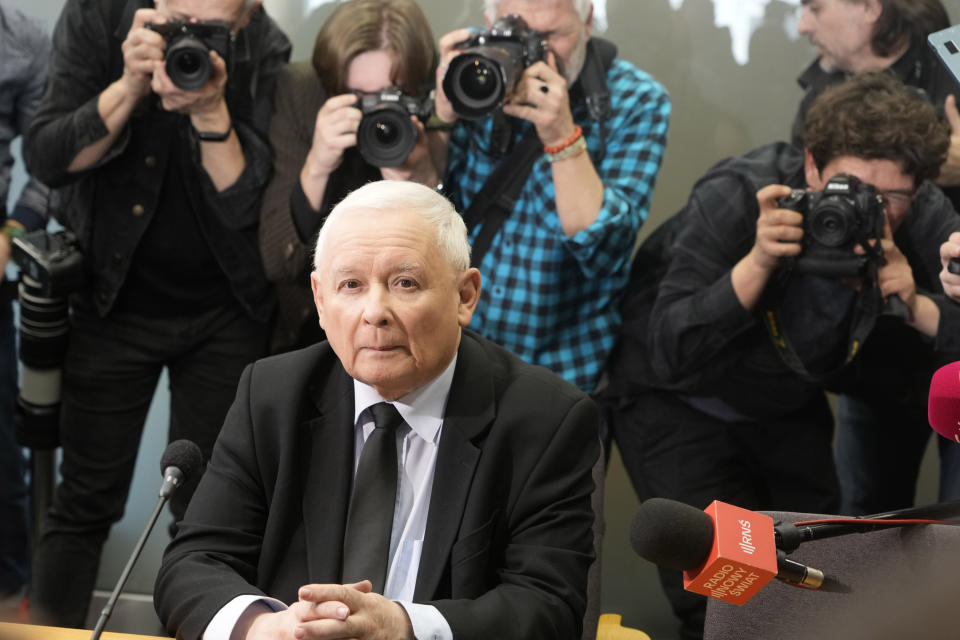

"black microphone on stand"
[90,439,203,640]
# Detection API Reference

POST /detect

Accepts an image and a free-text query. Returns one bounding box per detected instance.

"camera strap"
[463,128,542,268]
[463,38,616,268]
[762,267,883,384]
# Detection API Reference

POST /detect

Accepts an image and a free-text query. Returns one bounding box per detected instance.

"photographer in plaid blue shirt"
[432,0,670,393]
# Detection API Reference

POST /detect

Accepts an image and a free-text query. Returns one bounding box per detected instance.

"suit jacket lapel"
[301,363,355,584]
[415,334,494,600]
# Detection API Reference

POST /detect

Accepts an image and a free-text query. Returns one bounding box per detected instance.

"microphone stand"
[775,500,960,552]
[89,494,167,640]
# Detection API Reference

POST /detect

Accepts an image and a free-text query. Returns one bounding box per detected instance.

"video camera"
[442,15,548,120]
[356,88,432,168]
[778,174,886,278]
[147,20,233,91]
[11,229,83,449]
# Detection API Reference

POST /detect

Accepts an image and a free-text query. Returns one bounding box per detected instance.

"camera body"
[442,15,548,120]
[777,174,885,278]
[357,88,431,168]
[147,20,233,91]
[11,230,84,449]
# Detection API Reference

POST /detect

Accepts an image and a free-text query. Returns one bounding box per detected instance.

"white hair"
[313,181,472,274]
[483,0,593,23]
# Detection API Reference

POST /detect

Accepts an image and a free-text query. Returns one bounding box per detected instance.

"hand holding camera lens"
[120,9,167,100]
[750,184,805,272]
[502,52,576,149]
[303,93,362,180]
[434,28,474,125]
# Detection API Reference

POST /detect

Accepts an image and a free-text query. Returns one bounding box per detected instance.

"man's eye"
[396,278,417,289]
[340,280,360,290]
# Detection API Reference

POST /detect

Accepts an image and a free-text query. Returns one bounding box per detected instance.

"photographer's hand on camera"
[732,184,803,310]
[68,9,164,173]
[433,28,473,126]
[151,47,228,119]
[299,93,362,210]
[939,231,960,302]
[503,54,574,149]
[152,47,245,192]
[869,216,939,336]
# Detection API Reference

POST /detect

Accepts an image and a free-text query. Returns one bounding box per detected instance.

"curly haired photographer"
[601,72,960,640]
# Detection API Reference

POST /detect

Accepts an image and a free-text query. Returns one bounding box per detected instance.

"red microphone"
[929,361,960,443]
[631,498,850,605]
[682,501,779,603]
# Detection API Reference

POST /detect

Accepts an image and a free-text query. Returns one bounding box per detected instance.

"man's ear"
[863,0,883,25]
[804,149,824,190]
[310,271,325,329]
[456,268,482,328]
[584,3,594,39]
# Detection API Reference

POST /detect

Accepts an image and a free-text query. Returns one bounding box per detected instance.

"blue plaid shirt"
[445,58,670,391]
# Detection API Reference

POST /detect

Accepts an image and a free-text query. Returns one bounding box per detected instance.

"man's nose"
[797,8,814,36]
[362,287,392,326]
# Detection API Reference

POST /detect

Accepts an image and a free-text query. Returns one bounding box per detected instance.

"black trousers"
[604,388,840,640]
[29,300,267,628]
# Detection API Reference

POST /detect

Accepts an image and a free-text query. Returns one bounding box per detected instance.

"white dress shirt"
[203,356,458,640]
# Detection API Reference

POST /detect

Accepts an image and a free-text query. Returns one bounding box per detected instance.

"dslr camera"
[442,15,547,120]
[147,20,233,91]
[777,174,885,278]
[357,88,431,168]
[11,230,84,450]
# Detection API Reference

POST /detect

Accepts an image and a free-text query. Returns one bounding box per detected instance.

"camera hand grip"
[948,257,960,276]
[882,294,910,321]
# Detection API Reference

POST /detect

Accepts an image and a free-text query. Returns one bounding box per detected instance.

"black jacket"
[27,0,291,321]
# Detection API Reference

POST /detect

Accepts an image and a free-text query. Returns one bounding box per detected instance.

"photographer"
[260,0,444,354]
[602,73,960,640]
[432,0,670,393]
[794,0,960,517]
[24,0,290,628]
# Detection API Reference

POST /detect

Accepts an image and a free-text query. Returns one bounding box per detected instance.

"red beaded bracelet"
[543,125,583,154]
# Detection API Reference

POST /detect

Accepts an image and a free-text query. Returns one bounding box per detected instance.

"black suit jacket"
[155,330,600,640]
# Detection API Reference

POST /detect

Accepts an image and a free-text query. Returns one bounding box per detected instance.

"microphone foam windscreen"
[929,361,960,443]
[160,439,204,481]
[630,497,716,571]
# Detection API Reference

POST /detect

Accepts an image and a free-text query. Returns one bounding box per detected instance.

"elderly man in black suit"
[154,180,600,640]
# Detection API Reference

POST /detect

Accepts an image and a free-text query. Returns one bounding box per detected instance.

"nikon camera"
[442,15,547,120]
[357,88,432,168]
[11,229,83,449]
[147,20,233,91]
[777,174,885,278]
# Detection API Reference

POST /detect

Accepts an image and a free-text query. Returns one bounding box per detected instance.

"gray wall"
[10,0,960,638]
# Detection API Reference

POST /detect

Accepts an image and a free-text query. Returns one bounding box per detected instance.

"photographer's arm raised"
[502,54,602,237]
[67,8,161,173]
[876,218,940,337]
[731,184,803,311]
[151,50,245,191]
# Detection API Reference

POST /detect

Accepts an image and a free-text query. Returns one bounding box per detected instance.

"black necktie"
[341,402,404,593]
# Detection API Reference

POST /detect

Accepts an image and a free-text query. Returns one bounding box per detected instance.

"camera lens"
[166,36,212,91]
[374,120,400,146]
[443,45,524,120]
[809,198,856,248]
[460,59,498,102]
[357,105,417,168]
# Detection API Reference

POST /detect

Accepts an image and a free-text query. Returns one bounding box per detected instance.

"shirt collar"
[352,354,458,445]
